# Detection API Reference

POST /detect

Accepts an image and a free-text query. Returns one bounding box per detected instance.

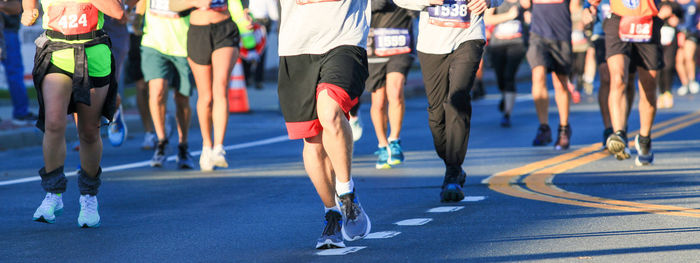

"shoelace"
[340,196,360,221]
[40,194,57,210]
[81,197,98,214]
[322,212,342,237]
[389,142,401,155]
[374,148,388,158]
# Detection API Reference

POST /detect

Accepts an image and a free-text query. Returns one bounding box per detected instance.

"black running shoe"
[554,125,572,150]
[500,114,511,127]
[176,143,194,169]
[602,127,613,148]
[150,140,167,167]
[315,210,345,249]
[606,130,630,160]
[634,135,654,166]
[532,124,552,146]
[441,168,466,202]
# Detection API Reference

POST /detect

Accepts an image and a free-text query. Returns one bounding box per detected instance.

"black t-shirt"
[530,0,572,41]
[2,14,20,31]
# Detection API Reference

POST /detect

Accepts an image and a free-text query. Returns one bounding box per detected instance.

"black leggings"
[488,44,525,93]
[658,43,677,94]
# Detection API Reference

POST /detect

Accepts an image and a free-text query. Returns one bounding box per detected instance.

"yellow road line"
[488,110,700,218]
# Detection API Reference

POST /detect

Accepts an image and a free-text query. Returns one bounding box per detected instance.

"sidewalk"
[0,63,532,151]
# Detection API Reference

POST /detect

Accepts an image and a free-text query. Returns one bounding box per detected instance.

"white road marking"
[0,135,289,187]
[394,218,433,226]
[316,246,366,256]
[461,196,487,202]
[365,231,401,239]
[427,206,464,213]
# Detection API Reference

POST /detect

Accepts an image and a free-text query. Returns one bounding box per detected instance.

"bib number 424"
[57,14,89,30]
[48,3,99,35]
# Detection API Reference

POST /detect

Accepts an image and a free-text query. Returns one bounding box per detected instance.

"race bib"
[532,0,564,3]
[372,28,411,57]
[47,2,99,35]
[427,0,470,28]
[493,20,522,40]
[660,25,675,46]
[572,30,587,45]
[209,0,228,11]
[150,0,180,18]
[296,0,340,5]
[619,15,652,42]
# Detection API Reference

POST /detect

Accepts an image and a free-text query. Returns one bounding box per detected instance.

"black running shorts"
[187,18,240,65]
[278,45,369,140]
[603,14,663,70]
[366,53,414,92]
[526,32,572,75]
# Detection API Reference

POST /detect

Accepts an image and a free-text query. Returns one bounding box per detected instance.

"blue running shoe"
[108,105,127,147]
[532,124,552,146]
[337,190,371,241]
[375,147,391,169]
[635,135,654,166]
[315,210,345,249]
[387,140,404,165]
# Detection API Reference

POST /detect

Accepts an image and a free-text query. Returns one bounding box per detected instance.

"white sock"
[213,144,224,153]
[325,206,341,214]
[335,178,354,196]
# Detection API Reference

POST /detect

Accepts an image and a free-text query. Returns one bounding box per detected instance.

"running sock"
[504,92,516,113]
[388,137,400,143]
[213,144,223,152]
[638,135,651,145]
[335,178,354,196]
[325,206,341,215]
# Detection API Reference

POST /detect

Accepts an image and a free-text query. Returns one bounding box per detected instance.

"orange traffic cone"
[228,58,250,113]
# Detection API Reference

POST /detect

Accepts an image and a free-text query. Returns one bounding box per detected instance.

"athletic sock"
[335,178,354,196]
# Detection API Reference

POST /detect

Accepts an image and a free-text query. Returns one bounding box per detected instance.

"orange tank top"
[611,0,658,16]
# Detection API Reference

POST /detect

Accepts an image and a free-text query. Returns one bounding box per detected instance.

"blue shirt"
[530,0,571,41]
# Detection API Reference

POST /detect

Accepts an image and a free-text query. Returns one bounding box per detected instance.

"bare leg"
[370,87,388,147]
[531,66,549,125]
[210,47,237,146]
[174,92,191,145]
[317,89,352,184]
[41,73,73,172]
[676,46,689,86]
[637,67,657,137]
[684,40,697,82]
[607,54,629,132]
[598,63,612,128]
[189,58,214,148]
[148,79,168,141]
[303,134,336,208]
[551,72,571,126]
[135,79,153,133]
[385,72,405,141]
[76,85,110,177]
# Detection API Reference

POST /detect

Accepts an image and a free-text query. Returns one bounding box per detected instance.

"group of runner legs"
[21,0,686,250]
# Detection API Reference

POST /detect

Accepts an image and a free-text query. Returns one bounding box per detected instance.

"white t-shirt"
[278,0,370,56]
[394,0,503,54]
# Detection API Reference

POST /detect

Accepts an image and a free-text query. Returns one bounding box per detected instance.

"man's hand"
[467,0,488,16]
[429,0,444,5]
[582,6,596,25]
[21,8,39,26]
[507,6,519,20]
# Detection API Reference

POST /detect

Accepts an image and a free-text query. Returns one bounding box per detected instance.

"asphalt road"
[1,85,700,262]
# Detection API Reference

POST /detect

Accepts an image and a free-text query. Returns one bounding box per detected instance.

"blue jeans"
[2,30,29,118]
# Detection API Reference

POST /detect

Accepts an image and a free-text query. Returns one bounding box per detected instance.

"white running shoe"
[33,193,63,223]
[141,132,157,150]
[349,116,363,142]
[78,195,100,228]
[211,145,229,168]
[690,81,700,94]
[200,147,214,172]
[678,85,689,96]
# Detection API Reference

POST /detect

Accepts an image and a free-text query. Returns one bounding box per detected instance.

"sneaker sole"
[341,212,372,242]
[441,190,465,203]
[80,222,101,228]
[316,239,346,249]
[33,216,55,224]
[376,163,391,169]
[387,159,403,165]
[606,138,630,160]
[635,156,653,166]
